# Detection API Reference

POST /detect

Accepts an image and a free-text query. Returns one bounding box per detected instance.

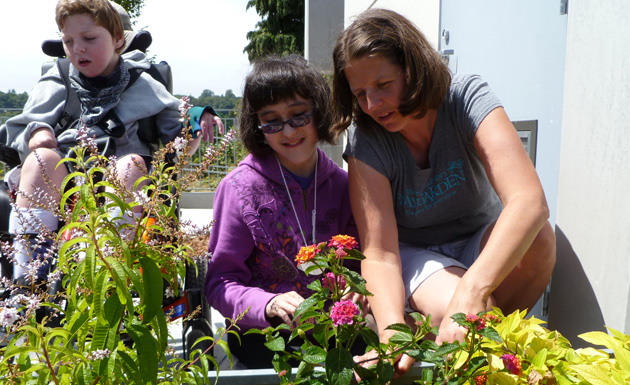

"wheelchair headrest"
[41,29,153,58]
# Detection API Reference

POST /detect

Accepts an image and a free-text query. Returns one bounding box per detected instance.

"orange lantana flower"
[295,244,320,266]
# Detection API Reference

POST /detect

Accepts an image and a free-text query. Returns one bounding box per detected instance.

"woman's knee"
[521,222,556,276]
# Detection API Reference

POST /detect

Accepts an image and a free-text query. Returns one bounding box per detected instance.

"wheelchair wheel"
[182,256,213,364]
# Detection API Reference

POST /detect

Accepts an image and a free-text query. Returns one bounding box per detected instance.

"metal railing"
[179,109,245,192]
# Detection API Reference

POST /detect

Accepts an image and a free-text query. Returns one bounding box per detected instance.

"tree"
[244,0,304,62]
[115,0,145,21]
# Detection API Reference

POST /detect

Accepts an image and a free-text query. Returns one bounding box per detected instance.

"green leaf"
[571,364,617,385]
[344,270,371,296]
[389,331,413,345]
[294,295,320,320]
[479,326,502,342]
[92,268,108,319]
[385,323,412,334]
[313,322,329,347]
[127,323,158,384]
[103,293,124,327]
[264,335,286,352]
[117,350,143,385]
[326,347,354,385]
[359,327,380,349]
[303,345,327,364]
[532,348,549,370]
[139,257,164,324]
[376,359,395,383]
[84,243,96,289]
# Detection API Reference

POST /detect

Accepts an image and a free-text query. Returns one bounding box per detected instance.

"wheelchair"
[0,30,213,363]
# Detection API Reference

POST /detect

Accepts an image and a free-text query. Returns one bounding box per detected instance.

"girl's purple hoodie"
[204,148,358,330]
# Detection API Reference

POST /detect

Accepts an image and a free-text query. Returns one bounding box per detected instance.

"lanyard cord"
[275,154,317,245]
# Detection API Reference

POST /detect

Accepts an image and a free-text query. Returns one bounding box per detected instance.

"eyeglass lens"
[259,114,312,134]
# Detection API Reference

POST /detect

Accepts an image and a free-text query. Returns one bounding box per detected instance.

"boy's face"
[61,13,124,78]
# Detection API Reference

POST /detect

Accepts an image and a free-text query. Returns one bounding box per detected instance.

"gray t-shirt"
[344,74,503,247]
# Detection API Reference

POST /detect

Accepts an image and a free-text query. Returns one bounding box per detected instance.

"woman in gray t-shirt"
[331,8,556,377]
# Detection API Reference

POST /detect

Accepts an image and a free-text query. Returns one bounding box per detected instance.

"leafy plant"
[252,237,630,385]
[0,102,242,384]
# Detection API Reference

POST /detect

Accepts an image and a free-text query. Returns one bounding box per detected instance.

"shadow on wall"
[547,226,606,348]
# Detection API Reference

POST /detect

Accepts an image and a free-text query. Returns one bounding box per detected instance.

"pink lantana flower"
[322,272,346,292]
[330,300,360,327]
[465,313,486,331]
[328,235,358,254]
[500,353,523,375]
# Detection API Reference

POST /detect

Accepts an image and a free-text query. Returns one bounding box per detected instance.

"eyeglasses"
[258,114,313,134]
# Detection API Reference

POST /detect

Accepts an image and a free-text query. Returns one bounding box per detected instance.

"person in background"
[205,55,366,368]
[331,8,556,377]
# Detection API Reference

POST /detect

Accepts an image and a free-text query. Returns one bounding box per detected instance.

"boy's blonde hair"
[55,0,125,53]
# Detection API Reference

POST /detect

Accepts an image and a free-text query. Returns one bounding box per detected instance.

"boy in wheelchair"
[0,0,223,289]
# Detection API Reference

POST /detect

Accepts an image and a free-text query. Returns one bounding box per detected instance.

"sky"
[0,0,261,97]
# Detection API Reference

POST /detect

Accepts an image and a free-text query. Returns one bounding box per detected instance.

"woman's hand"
[354,344,416,381]
[265,291,305,325]
[341,291,371,315]
[28,127,58,151]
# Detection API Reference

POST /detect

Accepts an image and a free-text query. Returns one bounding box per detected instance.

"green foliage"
[0,118,243,383]
[115,0,146,21]
[0,89,28,109]
[253,239,630,385]
[182,89,241,111]
[244,0,304,62]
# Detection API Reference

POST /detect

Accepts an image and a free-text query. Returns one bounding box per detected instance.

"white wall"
[344,0,440,47]
[549,0,630,346]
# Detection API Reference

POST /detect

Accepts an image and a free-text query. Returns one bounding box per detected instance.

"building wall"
[548,0,630,346]
[345,0,440,47]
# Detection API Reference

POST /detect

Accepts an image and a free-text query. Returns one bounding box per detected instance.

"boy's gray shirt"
[344,74,504,247]
[3,50,182,162]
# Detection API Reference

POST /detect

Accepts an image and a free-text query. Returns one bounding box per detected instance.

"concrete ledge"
[181,192,215,209]
[206,363,433,384]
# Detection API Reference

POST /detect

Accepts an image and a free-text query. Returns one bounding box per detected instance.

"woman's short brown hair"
[56,0,124,53]
[239,54,335,157]
[331,8,451,137]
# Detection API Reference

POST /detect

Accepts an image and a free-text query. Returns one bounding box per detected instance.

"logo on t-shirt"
[397,160,466,216]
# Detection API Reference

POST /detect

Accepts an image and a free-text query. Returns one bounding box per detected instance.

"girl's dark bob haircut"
[331,8,451,137]
[240,54,335,157]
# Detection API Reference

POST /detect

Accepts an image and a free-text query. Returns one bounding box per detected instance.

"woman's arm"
[437,106,552,343]
[348,155,418,375]
[348,156,405,336]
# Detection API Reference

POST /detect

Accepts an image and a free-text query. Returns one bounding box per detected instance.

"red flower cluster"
[295,244,321,266]
[474,375,488,385]
[322,272,346,292]
[500,354,523,375]
[330,300,360,327]
[483,313,501,324]
[328,235,358,252]
[465,314,487,331]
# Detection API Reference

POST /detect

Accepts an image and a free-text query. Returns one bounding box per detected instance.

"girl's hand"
[265,291,305,325]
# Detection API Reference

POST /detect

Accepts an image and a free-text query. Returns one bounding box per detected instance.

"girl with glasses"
[205,55,366,368]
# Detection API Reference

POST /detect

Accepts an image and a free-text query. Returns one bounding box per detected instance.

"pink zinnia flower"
[328,235,358,252]
[322,272,346,292]
[330,300,360,327]
[500,354,523,375]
